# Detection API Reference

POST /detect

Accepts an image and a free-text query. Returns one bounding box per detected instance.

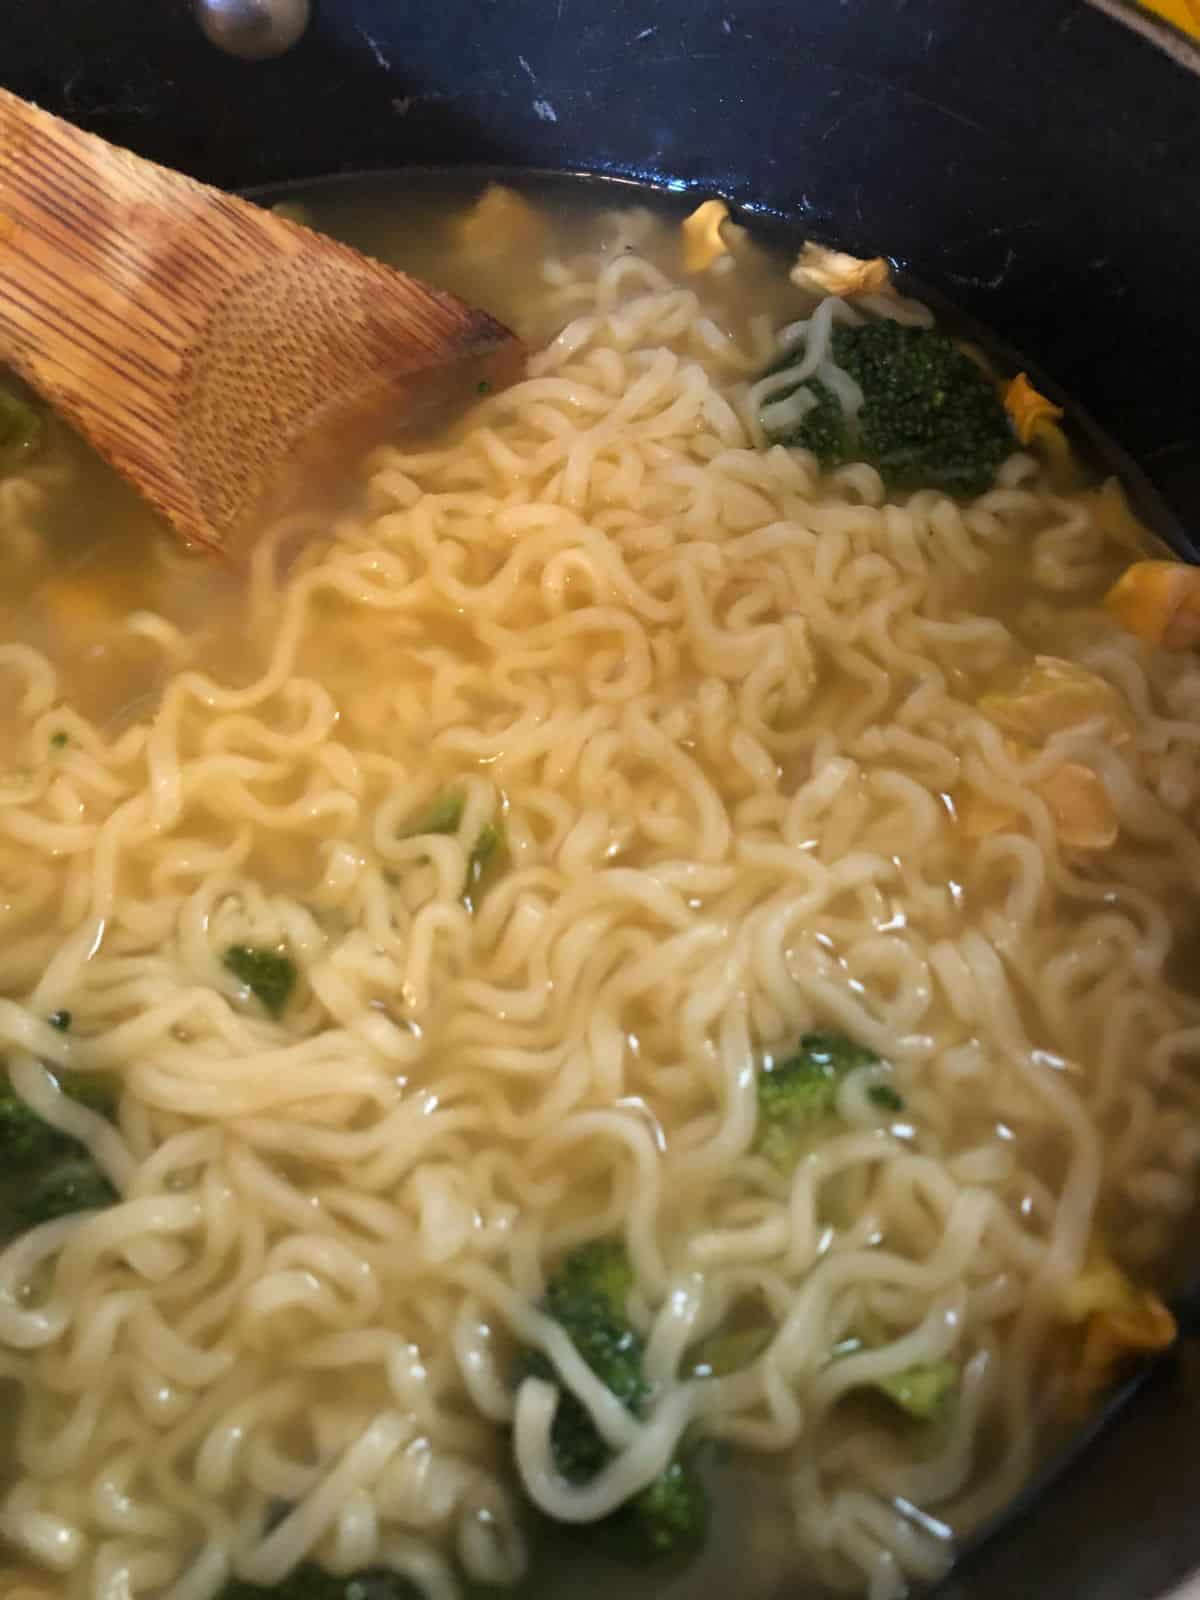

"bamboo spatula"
[0,89,522,553]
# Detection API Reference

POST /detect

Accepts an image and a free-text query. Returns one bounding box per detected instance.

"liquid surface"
[0,177,1196,1600]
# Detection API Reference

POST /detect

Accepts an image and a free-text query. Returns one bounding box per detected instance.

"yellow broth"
[0,176,1194,1600]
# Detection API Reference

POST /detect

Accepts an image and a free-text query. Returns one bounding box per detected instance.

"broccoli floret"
[403,789,465,838]
[624,1456,707,1560]
[218,1566,419,1600]
[838,321,1012,495]
[830,1336,959,1421]
[524,1356,619,1484]
[877,1359,959,1421]
[0,1075,118,1233]
[463,821,508,913]
[17,1160,117,1227]
[223,945,296,1019]
[756,1030,881,1171]
[0,1083,79,1169]
[522,1243,648,1482]
[0,1076,112,1170]
[794,379,852,468]
[759,319,1012,497]
[758,352,848,468]
[517,1239,708,1562]
[546,1238,636,1322]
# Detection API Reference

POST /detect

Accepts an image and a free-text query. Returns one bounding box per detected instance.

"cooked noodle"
[0,194,1197,1600]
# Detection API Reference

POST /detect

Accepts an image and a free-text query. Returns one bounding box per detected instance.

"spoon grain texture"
[0,89,520,552]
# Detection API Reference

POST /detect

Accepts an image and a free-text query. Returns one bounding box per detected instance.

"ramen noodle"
[0,187,1194,1600]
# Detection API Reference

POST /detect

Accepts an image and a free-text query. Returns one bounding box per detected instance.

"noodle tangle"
[0,201,1196,1600]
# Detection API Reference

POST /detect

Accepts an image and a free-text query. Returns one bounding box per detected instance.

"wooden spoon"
[0,89,522,553]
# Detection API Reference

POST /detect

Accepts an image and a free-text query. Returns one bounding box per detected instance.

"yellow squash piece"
[979,656,1134,745]
[958,788,1022,841]
[455,184,544,253]
[959,741,1117,852]
[1105,560,1200,652]
[1059,1251,1176,1415]
[1036,760,1119,851]
[1138,0,1200,37]
[680,198,743,273]
[1004,372,1064,446]
[789,241,891,298]
[1002,372,1080,485]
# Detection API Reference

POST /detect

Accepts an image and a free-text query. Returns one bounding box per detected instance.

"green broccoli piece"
[759,319,1013,497]
[546,1238,636,1322]
[794,379,852,468]
[526,1362,613,1483]
[756,1030,881,1171]
[223,945,296,1019]
[0,1085,80,1169]
[463,821,508,913]
[217,1566,419,1600]
[839,321,1013,495]
[877,1359,959,1421]
[624,1456,707,1561]
[0,1075,112,1170]
[0,385,43,471]
[17,1160,117,1227]
[523,1243,648,1482]
[758,352,848,468]
[830,1336,958,1421]
[403,789,464,838]
[517,1239,708,1562]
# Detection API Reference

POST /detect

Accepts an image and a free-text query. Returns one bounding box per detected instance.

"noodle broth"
[0,176,1196,1600]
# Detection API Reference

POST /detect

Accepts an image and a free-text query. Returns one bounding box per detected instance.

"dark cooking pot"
[5,2,1200,1595]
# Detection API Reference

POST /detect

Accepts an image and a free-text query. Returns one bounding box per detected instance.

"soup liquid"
[0,174,1194,1600]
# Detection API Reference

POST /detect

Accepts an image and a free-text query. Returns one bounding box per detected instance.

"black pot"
[5,3,1200,1595]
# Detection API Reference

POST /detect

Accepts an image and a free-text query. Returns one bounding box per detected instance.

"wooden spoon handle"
[0,90,518,551]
